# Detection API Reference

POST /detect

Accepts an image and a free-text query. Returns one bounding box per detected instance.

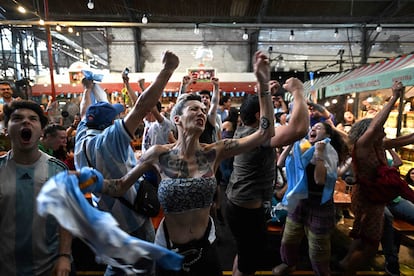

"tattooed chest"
[159,150,216,178]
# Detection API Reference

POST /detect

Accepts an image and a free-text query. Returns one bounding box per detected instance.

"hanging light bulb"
[376,24,382,32]
[39,18,45,25]
[194,23,200,35]
[87,0,94,10]
[68,27,74,33]
[141,14,148,24]
[289,30,295,41]
[242,29,249,40]
[17,6,26,13]
[334,28,339,38]
[56,25,62,32]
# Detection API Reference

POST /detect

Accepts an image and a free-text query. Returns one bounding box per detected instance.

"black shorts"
[225,199,267,274]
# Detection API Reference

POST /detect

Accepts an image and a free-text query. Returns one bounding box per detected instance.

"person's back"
[74,51,179,276]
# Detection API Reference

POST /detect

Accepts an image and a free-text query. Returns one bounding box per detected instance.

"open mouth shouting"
[20,128,33,143]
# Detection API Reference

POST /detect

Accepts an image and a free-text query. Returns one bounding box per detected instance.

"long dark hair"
[320,122,349,166]
[405,168,414,185]
[223,107,239,131]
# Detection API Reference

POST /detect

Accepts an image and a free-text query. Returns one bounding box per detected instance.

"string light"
[68,27,74,33]
[289,30,295,41]
[242,29,249,40]
[141,14,148,24]
[334,28,339,38]
[17,5,26,13]
[56,25,62,31]
[194,23,200,35]
[376,24,382,32]
[87,0,94,10]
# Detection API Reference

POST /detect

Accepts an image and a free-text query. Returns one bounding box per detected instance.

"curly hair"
[347,118,373,144]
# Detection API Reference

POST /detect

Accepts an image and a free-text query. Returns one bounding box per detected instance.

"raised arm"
[178,75,192,96]
[79,78,94,119]
[122,71,138,105]
[207,77,220,126]
[123,51,179,136]
[359,81,403,146]
[217,51,274,160]
[269,78,309,147]
[308,102,331,119]
[384,132,414,149]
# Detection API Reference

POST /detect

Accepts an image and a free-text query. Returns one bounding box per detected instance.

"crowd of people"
[0,50,414,276]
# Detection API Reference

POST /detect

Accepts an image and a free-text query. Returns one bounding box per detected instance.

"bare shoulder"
[140,144,173,163]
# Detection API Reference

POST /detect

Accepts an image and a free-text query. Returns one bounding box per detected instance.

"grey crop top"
[158,177,217,214]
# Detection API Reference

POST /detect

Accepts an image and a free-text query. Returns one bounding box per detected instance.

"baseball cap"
[86,102,125,130]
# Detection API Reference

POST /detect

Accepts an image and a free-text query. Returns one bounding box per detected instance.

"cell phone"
[124,68,130,75]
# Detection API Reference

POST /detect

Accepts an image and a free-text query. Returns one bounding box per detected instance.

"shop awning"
[303,71,351,94]
[325,53,414,97]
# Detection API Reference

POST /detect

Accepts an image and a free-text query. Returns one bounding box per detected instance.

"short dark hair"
[0,81,12,87]
[219,95,230,105]
[156,101,162,112]
[44,124,66,138]
[171,93,202,118]
[198,90,211,99]
[3,100,49,129]
[239,94,259,126]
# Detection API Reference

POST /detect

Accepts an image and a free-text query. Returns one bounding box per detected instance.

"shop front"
[306,53,414,174]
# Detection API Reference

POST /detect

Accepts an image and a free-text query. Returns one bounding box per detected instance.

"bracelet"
[260,91,271,97]
[57,253,73,262]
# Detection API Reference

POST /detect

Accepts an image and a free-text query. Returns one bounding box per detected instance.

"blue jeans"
[104,218,155,276]
[381,198,414,264]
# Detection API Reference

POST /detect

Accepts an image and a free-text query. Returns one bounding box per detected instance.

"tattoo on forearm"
[105,179,121,195]
[223,139,239,151]
[260,117,270,129]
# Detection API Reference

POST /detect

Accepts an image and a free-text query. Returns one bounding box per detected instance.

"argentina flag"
[37,171,183,274]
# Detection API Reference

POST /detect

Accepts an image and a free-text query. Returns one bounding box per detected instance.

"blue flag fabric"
[282,138,338,211]
[82,70,104,82]
[37,171,183,274]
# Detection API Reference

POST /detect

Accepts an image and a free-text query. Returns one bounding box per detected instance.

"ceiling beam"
[3,20,414,29]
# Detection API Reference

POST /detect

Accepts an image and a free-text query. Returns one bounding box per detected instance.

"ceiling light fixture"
[194,23,200,35]
[141,14,148,24]
[87,0,94,10]
[289,30,295,41]
[334,28,339,38]
[376,24,382,32]
[17,6,26,13]
[242,29,249,40]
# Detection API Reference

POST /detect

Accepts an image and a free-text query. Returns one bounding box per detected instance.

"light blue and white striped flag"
[37,171,183,274]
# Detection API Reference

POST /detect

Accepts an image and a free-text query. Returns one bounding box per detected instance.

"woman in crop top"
[81,51,275,275]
